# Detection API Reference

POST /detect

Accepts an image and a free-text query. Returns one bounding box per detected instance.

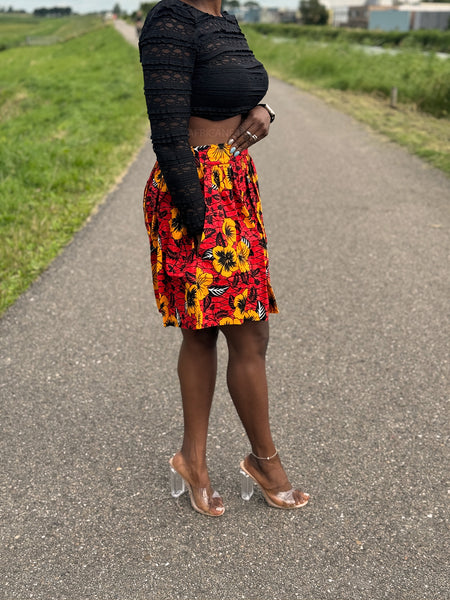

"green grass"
[244,28,450,118]
[243,27,450,175]
[0,24,148,314]
[249,23,450,53]
[0,13,105,50]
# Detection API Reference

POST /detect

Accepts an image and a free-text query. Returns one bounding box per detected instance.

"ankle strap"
[251,449,278,461]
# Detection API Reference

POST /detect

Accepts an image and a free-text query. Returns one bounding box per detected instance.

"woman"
[139,0,309,516]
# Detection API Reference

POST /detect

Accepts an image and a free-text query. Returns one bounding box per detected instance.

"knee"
[223,321,269,359]
[249,322,269,354]
[181,326,219,353]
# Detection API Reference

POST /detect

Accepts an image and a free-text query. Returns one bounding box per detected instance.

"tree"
[34,6,72,17]
[299,0,328,25]
[223,0,241,10]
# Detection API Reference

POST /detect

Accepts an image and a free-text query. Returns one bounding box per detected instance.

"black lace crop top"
[139,0,269,236]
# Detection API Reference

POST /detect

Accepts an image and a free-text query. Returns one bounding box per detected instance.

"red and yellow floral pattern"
[143,144,278,329]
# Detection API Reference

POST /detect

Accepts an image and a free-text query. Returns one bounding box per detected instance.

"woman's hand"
[227,105,271,156]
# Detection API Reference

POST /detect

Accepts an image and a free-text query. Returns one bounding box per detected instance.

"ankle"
[250,448,278,461]
[173,451,210,488]
[245,452,291,491]
[179,446,207,468]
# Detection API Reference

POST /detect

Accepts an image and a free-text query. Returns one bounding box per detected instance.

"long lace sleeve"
[139,5,205,237]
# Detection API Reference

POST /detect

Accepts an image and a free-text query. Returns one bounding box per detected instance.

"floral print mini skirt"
[143,143,278,329]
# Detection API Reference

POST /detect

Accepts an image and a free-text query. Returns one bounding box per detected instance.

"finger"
[229,124,264,154]
[228,104,272,150]
[235,116,268,146]
[228,125,249,150]
[234,129,254,152]
[229,116,260,142]
[228,118,253,143]
[231,126,266,154]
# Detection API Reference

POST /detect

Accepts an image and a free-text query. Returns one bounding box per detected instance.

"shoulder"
[140,0,198,53]
[222,11,238,25]
[143,0,197,26]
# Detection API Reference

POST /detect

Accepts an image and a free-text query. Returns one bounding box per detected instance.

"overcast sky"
[2,0,308,14]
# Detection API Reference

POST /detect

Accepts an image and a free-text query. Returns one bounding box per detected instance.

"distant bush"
[33,7,72,17]
[247,24,450,54]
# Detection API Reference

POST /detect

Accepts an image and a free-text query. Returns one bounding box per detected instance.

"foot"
[242,453,309,509]
[171,452,225,517]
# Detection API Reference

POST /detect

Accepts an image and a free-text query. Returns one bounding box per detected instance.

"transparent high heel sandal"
[240,467,254,501]
[170,463,186,498]
[239,458,310,509]
[169,457,225,517]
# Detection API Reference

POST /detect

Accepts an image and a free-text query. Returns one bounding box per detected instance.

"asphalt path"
[1,21,449,600]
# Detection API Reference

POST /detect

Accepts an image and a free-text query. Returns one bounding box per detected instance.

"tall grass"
[248,23,450,53]
[0,25,147,314]
[244,28,450,118]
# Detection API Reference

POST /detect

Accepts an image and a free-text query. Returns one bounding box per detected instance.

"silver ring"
[251,134,258,141]
[245,130,252,138]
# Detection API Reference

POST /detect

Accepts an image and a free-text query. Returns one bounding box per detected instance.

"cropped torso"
[138,0,269,236]
[140,0,268,121]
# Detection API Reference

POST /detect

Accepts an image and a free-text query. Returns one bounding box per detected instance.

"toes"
[209,491,225,515]
[210,501,225,516]
[294,490,310,507]
[193,487,224,516]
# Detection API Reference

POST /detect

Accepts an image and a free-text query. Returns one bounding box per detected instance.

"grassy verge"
[244,28,450,117]
[0,25,147,315]
[244,27,450,175]
[249,23,450,53]
[290,83,450,175]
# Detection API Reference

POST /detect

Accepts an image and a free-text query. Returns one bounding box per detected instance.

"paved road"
[1,22,449,600]
[114,17,140,46]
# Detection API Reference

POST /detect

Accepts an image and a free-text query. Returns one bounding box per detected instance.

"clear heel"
[240,468,254,501]
[170,465,186,498]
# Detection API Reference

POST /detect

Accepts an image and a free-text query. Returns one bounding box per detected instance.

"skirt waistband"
[191,143,248,165]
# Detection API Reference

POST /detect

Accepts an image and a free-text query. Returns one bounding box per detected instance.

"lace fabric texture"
[139,0,268,236]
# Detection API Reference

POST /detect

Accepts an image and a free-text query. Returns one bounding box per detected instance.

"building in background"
[229,0,450,29]
[399,3,450,30]
[329,0,450,30]
[368,3,450,31]
[368,6,410,30]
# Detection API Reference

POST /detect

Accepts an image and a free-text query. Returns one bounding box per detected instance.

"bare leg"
[172,326,224,515]
[220,320,309,505]
[220,321,275,456]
